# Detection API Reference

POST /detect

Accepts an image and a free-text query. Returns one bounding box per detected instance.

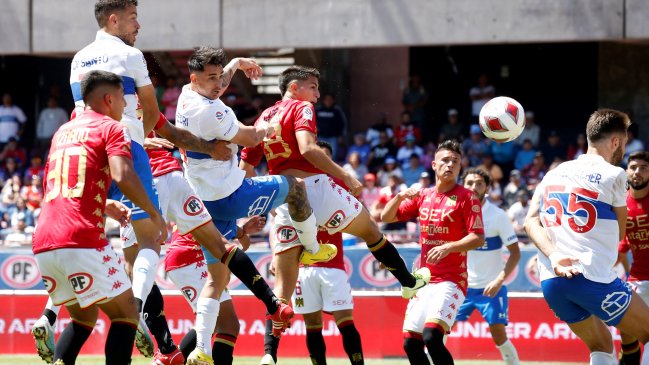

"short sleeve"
[201,104,240,142]
[16,107,27,123]
[395,194,421,222]
[126,50,152,88]
[618,237,630,254]
[498,210,518,246]
[462,192,484,235]
[612,169,627,207]
[241,144,264,167]
[104,121,133,159]
[294,102,317,134]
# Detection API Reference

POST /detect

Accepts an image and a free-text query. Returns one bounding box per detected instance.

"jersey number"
[542,185,598,233]
[45,147,88,202]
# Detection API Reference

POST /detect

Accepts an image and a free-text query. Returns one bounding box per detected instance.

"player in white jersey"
[458,168,521,365]
[525,109,649,365]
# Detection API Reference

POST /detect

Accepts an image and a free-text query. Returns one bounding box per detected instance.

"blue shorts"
[107,141,160,221]
[456,286,509,325]
[541,275,632,326]
[202,175,289,264]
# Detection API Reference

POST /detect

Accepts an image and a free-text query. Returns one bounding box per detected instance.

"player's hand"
[144,137,174,150]
[549,252,582,279]
[236,58,262,80]
[150,211,168,244]
[210,140,233,161]
[483,278,504,298]
[398,187,421,200]
[243,215,267,235]
[105,199,131,227]
[426,244,451,265]
[342,173,363,197]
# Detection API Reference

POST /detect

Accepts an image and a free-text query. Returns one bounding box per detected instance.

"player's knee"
[403,335,424,353]
[285,176,306,200]
[422,326,445,351]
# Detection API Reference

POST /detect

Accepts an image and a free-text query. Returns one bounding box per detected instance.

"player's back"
[537,154,627,283]
[32,111,131,254]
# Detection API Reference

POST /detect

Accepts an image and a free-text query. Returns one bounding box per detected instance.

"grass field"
[0,356,585,365]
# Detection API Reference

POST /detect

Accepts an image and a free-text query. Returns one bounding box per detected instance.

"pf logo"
[183,196,204,216]
[68,273,93,294]
[254,254,276,286]
[1,255,41,289]
[42,276,56,294]
[325,210,346,230]
[359,253,398,288]
[276,226,298,244]
[182,286,198,302]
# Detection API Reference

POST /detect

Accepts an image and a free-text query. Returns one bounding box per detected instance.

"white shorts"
[628,280,649,305]
[35,244,131,308]
[291,267,353,314]
[123,170,212,248]
[167,264,231,313]
[403,281,465,333]
[273,174,362,253]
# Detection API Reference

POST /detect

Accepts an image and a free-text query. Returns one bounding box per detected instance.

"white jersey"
[467,200,518,289]
[175,84,244,201]
[70,30,151,145]
[537,154,627,283]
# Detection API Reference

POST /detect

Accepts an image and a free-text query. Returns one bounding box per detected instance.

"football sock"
[403,332,428,364]
[106,320,137,365]
[306,324,327,365]
[423,324,454,365]
[131,248,159,311]
[496,339,520,365]
[195,298,220,356]
[367,236,416,288]
[590,351,616,365]
[43,308,58,327]
[144,284,177,354]
[290,213,319,253]
[54,320,93,365]
[212,333,237,365]
[179,328,197,360]
[44,297,61,321]
[621,340,641,365]
[221,246,278,314]
[264,319,280,362]
[338,319,364,364]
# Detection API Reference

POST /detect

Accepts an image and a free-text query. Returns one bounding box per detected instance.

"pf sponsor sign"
[1,255,41,289]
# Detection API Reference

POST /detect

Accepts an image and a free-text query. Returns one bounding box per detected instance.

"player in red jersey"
[618,151,649,365]
[381,140,485,365]
[240,66,430,365]
[32,70,166,365]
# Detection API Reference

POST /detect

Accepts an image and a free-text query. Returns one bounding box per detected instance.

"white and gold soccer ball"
[478,96,526,143]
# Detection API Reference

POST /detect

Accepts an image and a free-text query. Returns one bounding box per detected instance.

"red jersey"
[305,229,345,271]
[32,110,132,254]
[147,112,182,177]
[618,191,649,281]
[164,229,205,271]
[396,185,484,293]
[240,99,323,175]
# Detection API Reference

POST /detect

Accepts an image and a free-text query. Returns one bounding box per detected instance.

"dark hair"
[278,66,320,95]
[628,123,640,138]
[436,140,462,156]
[586,109,630,144]
[187,47,227,73]
[94,0,137,27]
[409,153,420,160]
[80,70,123,103]
[628,151,649,165]
[461,167,491,187]
[316,140,333,155]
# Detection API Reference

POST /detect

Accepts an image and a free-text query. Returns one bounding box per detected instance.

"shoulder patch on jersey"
[472,216,484,230]
[302,107,313,121]
[471,204,480,213]
[216,111,224,121]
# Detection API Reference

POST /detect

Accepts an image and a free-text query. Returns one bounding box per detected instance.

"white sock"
[45,297,61,316]
[590,351,616,365]
[497,339,520,365]
[291,213,319,253]
[194,298,220,356]
[131,248,159,307]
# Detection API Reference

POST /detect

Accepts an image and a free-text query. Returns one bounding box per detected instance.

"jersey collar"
[96,30,126,45]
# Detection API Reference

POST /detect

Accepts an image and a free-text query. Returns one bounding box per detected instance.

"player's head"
[461,167,491,202]
[586,109,630,165]
[432,140,462,185]
[187,46,228,100]
[94,0,139,46]
[81,70,126,121]
[279,66,320,103]
[316,140,333,159]
[627,151,649,191]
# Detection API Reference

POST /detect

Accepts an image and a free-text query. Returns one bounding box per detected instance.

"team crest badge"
[446,195,457,206]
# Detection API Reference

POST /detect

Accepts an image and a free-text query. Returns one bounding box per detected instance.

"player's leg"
[333,310,364,365]
[55,304,98,365]
[476,286,520,365]
[144,284,184,363]
[31,297,61,362]
[280,175,326,255]
[97,289,140,365]
[617,280,649,365]
[292,266,327,365]
[188,262,224,364]
[302,311,327,365]
[615,293,649,359]
[402,286,430,364]
[213,292,239,365]
[419,282,465,364]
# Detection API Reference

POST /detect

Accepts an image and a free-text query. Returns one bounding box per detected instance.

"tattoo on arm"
[170,126,214,154]
[284,176,312,222]
[220,67,236,90]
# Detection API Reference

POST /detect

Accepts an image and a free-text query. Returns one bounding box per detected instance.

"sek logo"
[182,286,198,302]
[325,210,346,229]
[68,273,93,294]
[183,196,204,216]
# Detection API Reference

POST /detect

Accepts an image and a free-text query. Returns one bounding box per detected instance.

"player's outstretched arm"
[230,122,273,147]
[155,117,232,161]
[217,58,262,98]
[381,187,420,223]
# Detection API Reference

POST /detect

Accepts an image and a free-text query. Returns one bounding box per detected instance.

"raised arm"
[154,115,232,161]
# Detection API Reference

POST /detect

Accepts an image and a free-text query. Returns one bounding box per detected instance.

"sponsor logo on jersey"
[276,225,299,243]
[325,210,346,230]
[215,111,224,120]
[183,196,205,216]
[446,195,457,206]
[68,272,93,294]
[42,276,56,294]
[182,286,198,302]
[1,255,41,289]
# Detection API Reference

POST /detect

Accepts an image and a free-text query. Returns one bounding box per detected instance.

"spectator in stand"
[522,152,547,191]
[396,134,424,167]
[514,139,536,171]
[540,130,567,166]
[8,198,34,228]
[502,169,525,209]
[21,175,43,214]
[419,142,437,170]
[342,151,368,181]
[240,94,265,125]
[2,174,22,207]
[507,190,531,236]
[566,133,587,160]
[394,111,422,148]
[161,76,181,124]
[23,155,45,182]
[402,74,428,127]
[377,157,403,187]
[0,211,10,231]
[462,124,489,167]
[0,138,28,167]
[439,109,465,142]
[402,154,426,187]
[469,74,495,123]
[2,216,32,247]
[0,93,27,147]
[371,174,407,231]
[316,93,348,158]
[477,154,504,185]
[367,131,397,173]
[410,171,433,190]
[0,158,21,185]
[516,111,541,148]
[489,140,516,177]
[360,173,380,209]
[366,112,394,147]
[346,133,371,165]
[623,123,644,167]
[150,74,165,106]
[35,96,68,152]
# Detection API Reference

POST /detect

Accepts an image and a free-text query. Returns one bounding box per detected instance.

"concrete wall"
[2,0,648,54]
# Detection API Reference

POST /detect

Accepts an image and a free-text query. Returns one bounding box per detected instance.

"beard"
[611,145,625,166]
[630,178,649,190]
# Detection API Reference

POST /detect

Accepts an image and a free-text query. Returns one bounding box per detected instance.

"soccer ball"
[478,96,525,143]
